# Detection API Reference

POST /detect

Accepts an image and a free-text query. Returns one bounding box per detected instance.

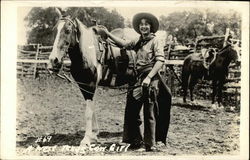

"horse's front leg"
[92,108,99,141]
[81,99,95,146]
[182,72,190,103]
[217,79,225,108]
[96,63,103,84]
[211,80,217,104]
[189,75,198,102]
[211,80,219,110]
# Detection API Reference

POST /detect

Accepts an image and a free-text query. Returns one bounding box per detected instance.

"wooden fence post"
[169,65,175,96]
[167,43,172,60]
[33,44,40,78]
[223,28,230,47]
[21,62,24,77]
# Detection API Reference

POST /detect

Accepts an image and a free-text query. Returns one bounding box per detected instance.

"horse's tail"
[182,56,191,82]
[181,56,191,94]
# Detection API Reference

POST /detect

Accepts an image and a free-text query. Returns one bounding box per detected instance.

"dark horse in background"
[47,8,172,147]
[182,44,239,108]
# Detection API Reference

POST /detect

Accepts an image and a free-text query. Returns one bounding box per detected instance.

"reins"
[50,18,143,96]
[49,66,141,96]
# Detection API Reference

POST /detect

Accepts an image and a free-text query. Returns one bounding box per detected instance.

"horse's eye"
[65,41,69,45]
[65,29,71,34]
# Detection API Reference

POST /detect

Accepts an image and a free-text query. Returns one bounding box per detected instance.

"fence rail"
[17,44,241,79]
[17,44,241,104]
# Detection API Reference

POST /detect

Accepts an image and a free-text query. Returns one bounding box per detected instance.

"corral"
[16,41,241,155]
[17,41,241,108]
[16,77,240,156]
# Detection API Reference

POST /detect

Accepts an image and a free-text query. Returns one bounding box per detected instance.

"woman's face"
[139,18,151,35]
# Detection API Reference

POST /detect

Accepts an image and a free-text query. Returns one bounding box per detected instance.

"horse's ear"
[55,7,62,18]
[75,18,81,27]
[71,8,80,19]
[74,18,82,43]
[92,27,98,34]
[55,7,68,18]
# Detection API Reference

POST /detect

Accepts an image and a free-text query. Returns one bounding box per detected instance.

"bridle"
[54,71,141,96]
[53,16,77,31]
[61,17,77,29]
[54,17,79,57]
[50,18,142,96]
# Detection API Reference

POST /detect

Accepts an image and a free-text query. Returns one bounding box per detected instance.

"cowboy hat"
[132,12,159,34]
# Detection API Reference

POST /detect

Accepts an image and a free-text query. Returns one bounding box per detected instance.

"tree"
[159,9,241,45]
[66,7,125,30]
[125,18,132,28]
[25,7,125,45]
[25,7,59,45]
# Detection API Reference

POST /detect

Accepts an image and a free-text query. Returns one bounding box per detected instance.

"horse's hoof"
[191,101,199,106]
[91,134,98,143]
[218,105,224,110]
[80,134,99,146]
[211,104,217,111]
[80,140,90,147]
[80,136,91,147]
[229,106,235,112]
[183,99,187,103]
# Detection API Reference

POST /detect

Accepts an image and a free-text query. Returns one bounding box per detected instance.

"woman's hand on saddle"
[142,76,151,87]
[98,26,109,34]
[101,29,129,48]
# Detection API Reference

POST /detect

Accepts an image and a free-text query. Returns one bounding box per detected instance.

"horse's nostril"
[54,58,59,64]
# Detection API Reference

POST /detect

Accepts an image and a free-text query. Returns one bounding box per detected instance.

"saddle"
[202,48,217,69]
[92,25,108,40]
[193,48,217,69]
[91,25,109,65]
[91,26,135,87]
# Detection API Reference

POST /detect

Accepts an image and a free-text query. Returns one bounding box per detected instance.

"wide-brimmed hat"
[132,12,159,34]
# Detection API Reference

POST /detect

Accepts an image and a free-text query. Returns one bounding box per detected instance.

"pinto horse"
[47,9,136,146]
[182,44,239,107]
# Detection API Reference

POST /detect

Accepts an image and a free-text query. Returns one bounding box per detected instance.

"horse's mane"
[75,18,100,68]
[217,45,231,55]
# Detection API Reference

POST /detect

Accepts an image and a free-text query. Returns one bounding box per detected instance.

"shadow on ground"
[172,102,210,111]
[17,131,123,147]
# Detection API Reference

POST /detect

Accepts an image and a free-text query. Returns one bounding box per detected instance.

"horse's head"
[48,8,79,73]
[216,43,239,64]
[227,44,240,63]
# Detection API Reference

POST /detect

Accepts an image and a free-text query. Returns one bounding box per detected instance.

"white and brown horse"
[47,8,136,146]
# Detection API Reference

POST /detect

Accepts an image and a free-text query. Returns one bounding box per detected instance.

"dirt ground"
[16,77,240,156]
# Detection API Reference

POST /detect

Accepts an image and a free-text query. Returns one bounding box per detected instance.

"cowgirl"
[101,12,172,152]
